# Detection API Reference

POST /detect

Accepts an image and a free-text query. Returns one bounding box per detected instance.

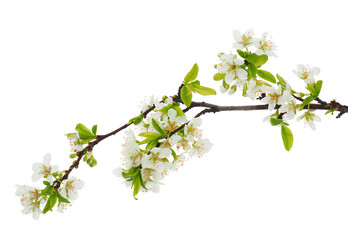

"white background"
[1,0,348,239]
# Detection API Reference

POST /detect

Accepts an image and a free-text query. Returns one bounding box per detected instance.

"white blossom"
[217,53,247,84]
[60,177,85,201]
[184,118,202,141]
[253,32,277,57]
[67,133,84,153]
[15,185,43,220]
[189,138,213,158]
[297,111,321,130]
[279,100,297,120]
[233,29,254,49]
[293,64,320,84]
[31,153,58,184]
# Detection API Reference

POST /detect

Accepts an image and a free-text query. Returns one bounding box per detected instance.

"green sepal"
[180,85,192,107]
[281,124,294,151]
[183,63,199,84]
[257,70,276,83]
[213,73,225,81]
[75,123,95,140]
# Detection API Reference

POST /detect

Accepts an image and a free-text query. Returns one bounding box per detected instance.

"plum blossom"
[293,64,320,84]
[233,29,254,49]
[189,138,213,158]
[60,177,85,201]
[15,185,43,220]
[32,153,58,184]
[217,53,247,84]
[297,110,321,130]
[253,32,277,57]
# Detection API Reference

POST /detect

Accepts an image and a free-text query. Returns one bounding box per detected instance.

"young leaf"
[139,133,162,144]
[248,63,257,79]
[245,53,268,67]
[237,50,247,58]
[257,70,276,83]
[75,123,95,140]
[213,73,225,81]
[152,118,165,135]
[270,118,283,126]
[57,193,70,204]
[302,96,316,106]
[132,174,141,200]
[129,114,143,125]
[180,85,192,107]
[184,63,199,84]
[189,84,216,96]
[92,125,97,135]
[281,125,294,151]
[314,80,323,96]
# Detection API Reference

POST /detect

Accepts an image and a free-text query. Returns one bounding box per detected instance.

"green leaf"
[43,193,58,214]
[184,63,199,84]
[189,84,216,96]
[248,63,257,79]
[75,123,95,140]
[314,80,323,96]
[237,50,248,58]
[174,106,185,116]
[276,74,286,87]
[139,172,147,190]
[306,84,316,96]
[152,118,165,135]
[302,96,316,106]
[129,114,143,125]
[213,73,225,81]
[257,70,276,83]
[245,53,268,67]
[270,118,283,126]
[57,193,70,204]
[139,132,160,138]
[43,181,50,186]
[139,133,162,145]
[132,174,141,200]
[69,153,76,159]
[180,85,192,107]
[92,125,97,135]
[281,125,294,151]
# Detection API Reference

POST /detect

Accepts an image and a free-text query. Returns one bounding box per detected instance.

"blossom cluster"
[114,96,212,198]
[214,29,323,133]
[16,154,84,219]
